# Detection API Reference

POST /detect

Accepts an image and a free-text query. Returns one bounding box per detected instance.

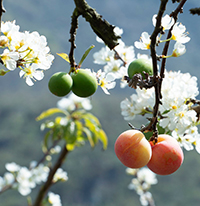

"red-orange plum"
[147,134,184,175]
[114,130,152,168]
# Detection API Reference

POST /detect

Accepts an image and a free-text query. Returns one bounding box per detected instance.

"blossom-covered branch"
[140,0,188,136]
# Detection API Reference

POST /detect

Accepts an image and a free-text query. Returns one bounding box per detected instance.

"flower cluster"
[126,167,157,206]
[121,70,200,153]
[135,14,190,57]
[0,160,68,196]
[93,13,199,154]
[93,14,190,95]
[0,20,54,85]
[93,27,135,94]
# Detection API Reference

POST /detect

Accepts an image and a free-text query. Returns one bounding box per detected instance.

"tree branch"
[141,0,188,138]
[0,0,5,31]
[145,0,169,136]
[33,145,69,206]
[73,0,120,50]
[69,8,80,70]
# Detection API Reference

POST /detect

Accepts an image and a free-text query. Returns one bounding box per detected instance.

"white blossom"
[171,22,190,43]
[0,20,54,85]
[93,46,114,65]
[16,167,34,196]
[127,168,157,206]
[152,14,174,31]
[1,20,20,38]
[5,162,21,172]
[134,32,151,50]
[0,49,19,70]
[140,192,154,206]
[19,63,44,86]
[48,192,62,206]
[53,168,68,182]
[57,93,92,111]
[171,42,186,57]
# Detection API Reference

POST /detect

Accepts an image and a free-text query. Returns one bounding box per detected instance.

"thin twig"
[69,8,80,71]
[0,0,5,31]
[140,0,169,136]
[33,145,69,206]
[34,139,61,168]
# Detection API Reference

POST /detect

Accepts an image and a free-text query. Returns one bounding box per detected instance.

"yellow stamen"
[25,68,32,75]
[146,44,150,50]
[172,105,177,110]
[179,112,184,118]
[171,34,176,40]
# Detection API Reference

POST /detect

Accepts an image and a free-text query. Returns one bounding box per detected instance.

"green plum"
[71,69,98,97]
[128,58,153,79]
[48,72,73,97]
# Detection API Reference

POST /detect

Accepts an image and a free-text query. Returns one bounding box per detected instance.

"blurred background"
[0,0,200,205]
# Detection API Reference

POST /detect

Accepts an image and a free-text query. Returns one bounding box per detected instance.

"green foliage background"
[0,0,200,206]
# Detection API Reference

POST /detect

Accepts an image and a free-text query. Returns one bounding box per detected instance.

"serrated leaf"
[36,108,67,121]
[78,45,95,66]
[57,53,70,63]
[98,129,108,150]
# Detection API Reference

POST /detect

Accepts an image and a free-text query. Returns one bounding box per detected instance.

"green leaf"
[82,127,95,148]
[36,108,67,121]
[82,112,101,127]
[52,124,63,141]
[42,130,52,152]
[57,53,70,63]
[98,129,108,150]
[64,121,77,144]
[66,143,75,151]
[162,109,170,115]
[78,45,95,66]
[144,131,153,141]
[157,124,166,134]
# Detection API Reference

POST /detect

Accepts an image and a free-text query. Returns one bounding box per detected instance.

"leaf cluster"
[36,106,107,152]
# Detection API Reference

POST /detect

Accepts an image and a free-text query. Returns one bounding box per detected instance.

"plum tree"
[48,72,73,97]
[114,130,152,168]
[128,58,153,79]
[147,134,184,175]
[71,69,98,97]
